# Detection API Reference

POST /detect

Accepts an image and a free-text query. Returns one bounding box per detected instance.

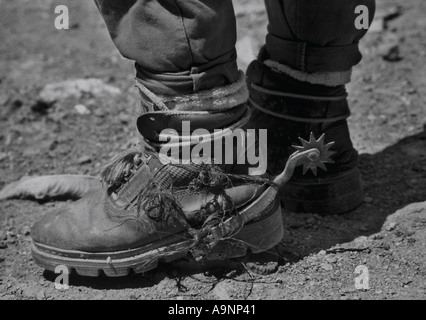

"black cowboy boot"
[247,54,364,215]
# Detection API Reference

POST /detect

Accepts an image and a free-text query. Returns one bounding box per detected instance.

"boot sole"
[280,168,364,214]
[31,203,283,277]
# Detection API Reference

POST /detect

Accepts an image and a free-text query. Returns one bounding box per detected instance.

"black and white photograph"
[0,0,425,303]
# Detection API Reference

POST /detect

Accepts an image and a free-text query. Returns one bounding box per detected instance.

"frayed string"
[101,148,143,190]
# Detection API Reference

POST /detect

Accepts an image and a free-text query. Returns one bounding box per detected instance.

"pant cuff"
[264,60,352,87]
[136,71,248,112]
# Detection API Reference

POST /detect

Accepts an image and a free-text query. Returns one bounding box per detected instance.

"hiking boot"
[31,74,331,277]
[247,53,364,215]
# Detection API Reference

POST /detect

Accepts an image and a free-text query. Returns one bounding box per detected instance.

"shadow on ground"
[278,126,426,261]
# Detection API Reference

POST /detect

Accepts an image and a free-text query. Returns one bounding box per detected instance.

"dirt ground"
[0,0,425,300]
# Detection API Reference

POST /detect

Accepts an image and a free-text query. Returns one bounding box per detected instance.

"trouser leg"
[264,0,376,84]
[246,0,376,214]
[94,0,240,95]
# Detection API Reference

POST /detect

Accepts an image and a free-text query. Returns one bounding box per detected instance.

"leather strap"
[137,104,248,142]
[249,82,351,123]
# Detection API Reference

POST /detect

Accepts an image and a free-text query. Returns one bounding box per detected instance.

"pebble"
[118,113,131,124]
[326,256,338,264]
[22,226,31,236]
[6,231,16,238]
[213,282,231,300]
[74,104,91,115]
[36,291,46,300]
[372,234,383,240]
[354,236,369,247]
[320,263,333,271]
[225,270,238,278]
[77,155,92,165]
[386,222,397,231]
[382,45,402,62]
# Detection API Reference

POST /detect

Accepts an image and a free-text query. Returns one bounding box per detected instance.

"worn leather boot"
[247,53,364,215]
[31,73,330,277]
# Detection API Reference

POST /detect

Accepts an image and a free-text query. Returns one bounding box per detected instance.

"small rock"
[6,231,16,239]
[372,234,383,240]
[318,250,326,256]
[36,291,46,300]
[77,156,92,165]
[354,236,370,247]
[326,256,338,264]
[225,270,238,278]
[118,113,131,124]
[74,104,91,115]
[407,88,417,95]
[0,230,6,241]
[0,152,7,162]
[310,256,319,262]
[386,222,397,231]
[382,45,402,62]
[320,263,333,271]
[367,114,377,122]
[213,282,231,300]
[22,226,31,236]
